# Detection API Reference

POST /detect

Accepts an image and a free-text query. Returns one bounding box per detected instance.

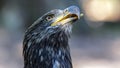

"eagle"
[23,6,80,68]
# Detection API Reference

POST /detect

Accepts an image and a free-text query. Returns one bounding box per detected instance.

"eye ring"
[46,15,54,21]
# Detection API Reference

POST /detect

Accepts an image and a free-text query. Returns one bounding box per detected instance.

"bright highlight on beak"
[80,13,84,17]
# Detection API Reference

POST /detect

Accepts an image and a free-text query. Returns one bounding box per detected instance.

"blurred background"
[0,0,120,68]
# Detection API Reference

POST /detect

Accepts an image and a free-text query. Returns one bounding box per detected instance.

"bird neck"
[38,29,72,68]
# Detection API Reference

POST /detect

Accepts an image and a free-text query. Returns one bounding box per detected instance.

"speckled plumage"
[23,6,80,68]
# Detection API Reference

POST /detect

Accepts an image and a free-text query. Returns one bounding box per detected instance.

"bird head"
[28,6,80,37]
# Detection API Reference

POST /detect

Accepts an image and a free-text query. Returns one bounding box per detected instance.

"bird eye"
[46,15,54,21]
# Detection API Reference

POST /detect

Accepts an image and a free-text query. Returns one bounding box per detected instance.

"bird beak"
[51,6,80,26]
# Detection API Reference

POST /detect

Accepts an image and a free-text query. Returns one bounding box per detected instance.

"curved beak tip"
[67,6,80,19]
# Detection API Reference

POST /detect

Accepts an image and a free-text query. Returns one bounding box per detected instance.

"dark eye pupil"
[45,14,54,21]
[46,16,51,21]
[48,16,51,19]
[46,16,53,21]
